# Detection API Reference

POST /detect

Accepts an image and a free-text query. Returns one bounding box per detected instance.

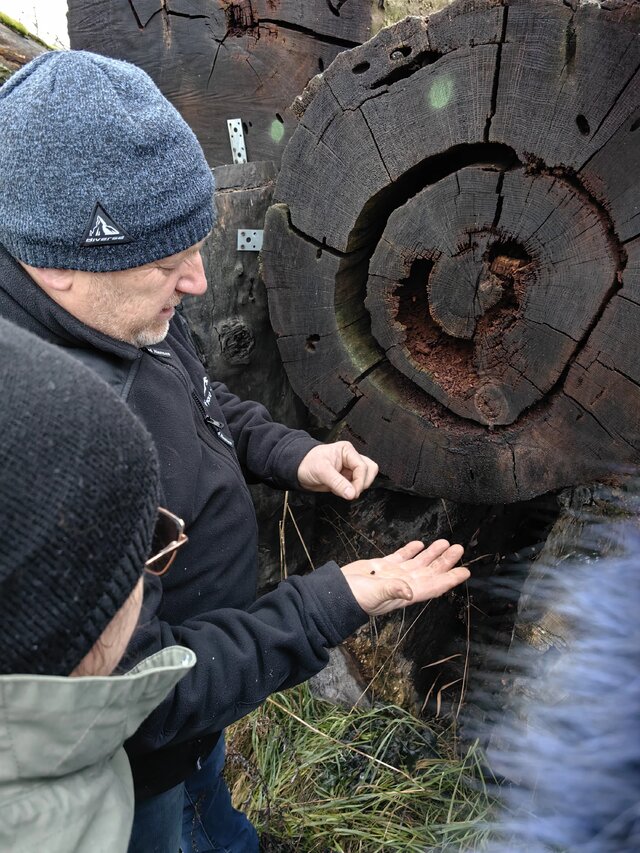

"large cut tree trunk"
[262,0,640,504]
[68,0,375,166]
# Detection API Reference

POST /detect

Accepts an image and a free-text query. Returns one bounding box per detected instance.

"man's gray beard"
[131,321,171,349]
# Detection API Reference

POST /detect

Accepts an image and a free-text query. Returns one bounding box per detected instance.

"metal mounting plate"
[237,229,263,251]
[227,119,247,164]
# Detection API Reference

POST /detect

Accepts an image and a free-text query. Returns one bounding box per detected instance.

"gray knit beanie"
[0,317,160,676]
[0,50,214,272]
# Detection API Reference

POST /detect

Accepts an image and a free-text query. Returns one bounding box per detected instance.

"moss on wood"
[0,12,53,51]
[372,0,455,33]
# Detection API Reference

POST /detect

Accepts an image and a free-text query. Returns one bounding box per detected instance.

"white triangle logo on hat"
[81,202,133,247]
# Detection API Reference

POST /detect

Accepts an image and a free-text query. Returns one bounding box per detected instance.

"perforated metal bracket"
[237,230,263,251]
[227,119,247,164]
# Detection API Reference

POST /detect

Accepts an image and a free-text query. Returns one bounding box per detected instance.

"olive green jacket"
[0,646,196,853]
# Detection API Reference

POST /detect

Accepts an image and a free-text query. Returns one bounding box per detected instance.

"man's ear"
[20,262,74,293]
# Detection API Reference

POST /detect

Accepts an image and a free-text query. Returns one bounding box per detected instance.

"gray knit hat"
[0,317,160,676]
[0,50,214,272]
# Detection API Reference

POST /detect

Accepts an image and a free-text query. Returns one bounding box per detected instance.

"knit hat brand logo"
[81,202,133,247]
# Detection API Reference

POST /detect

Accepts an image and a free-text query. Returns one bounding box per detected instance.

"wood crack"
[506,441,519,493]
[594,356,640,392]
[484,6,508,142]
[127,0,144,29]
[325,0,347,17]
[207,31,229,88]
[618,292,640,308]
[282,205,347,259]
[167,11,209,21]
[359,107,391,181]
[564,390,637,449]
[579,56,640,170]
[260,17,360,50]
[596,72,639,141]
[492,171,505,229]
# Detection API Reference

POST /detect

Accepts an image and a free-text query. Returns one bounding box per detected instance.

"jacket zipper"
[143,346,235,451]
[191,390,234,448]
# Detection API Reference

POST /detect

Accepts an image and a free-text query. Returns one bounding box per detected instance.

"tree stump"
[67,0,375,166]
[262,0,640,503]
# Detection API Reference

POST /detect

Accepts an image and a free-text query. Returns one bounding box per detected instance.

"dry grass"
[226,683,495,852]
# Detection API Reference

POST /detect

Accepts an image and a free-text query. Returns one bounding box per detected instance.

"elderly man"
[0,51,468,853]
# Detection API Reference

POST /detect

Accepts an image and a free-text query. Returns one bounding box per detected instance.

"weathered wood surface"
[262,0,640,504]
[67,0,375,166]
[0,19,47,84]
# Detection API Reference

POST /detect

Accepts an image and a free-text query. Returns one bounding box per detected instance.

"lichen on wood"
[0,13,52,50]
[372,0,455,34]
[0,18,49,85]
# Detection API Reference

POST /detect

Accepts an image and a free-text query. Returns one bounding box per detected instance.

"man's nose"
[176,252,208,295]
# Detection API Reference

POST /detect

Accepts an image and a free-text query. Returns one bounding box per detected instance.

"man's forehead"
[149,238,208,267]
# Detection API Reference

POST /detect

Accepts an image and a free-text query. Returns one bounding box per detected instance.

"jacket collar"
[0,646,195,782]
[0,243,140,361]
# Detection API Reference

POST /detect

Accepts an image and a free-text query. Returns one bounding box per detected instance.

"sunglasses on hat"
[145,507,188,576]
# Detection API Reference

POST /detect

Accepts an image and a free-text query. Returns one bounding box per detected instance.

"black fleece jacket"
[0,247,368,796]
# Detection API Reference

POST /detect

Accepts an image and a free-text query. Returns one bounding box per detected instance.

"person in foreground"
[0,317,195,853]
[489,535,640,851]
[0,51,469,852]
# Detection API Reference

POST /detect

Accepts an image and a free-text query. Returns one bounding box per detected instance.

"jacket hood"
[0,645,195,781]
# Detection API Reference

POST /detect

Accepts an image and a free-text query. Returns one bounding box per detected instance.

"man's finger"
[363,456,379,488]
[340,444,371,498]
[422,544,465,574]
[394,538,452,567]
[320,464,356,499]
[412,566,470,601]
[382,579,414,604]
[390,540,429,563]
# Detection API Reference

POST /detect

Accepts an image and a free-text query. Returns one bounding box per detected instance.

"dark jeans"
[128,734,259,853]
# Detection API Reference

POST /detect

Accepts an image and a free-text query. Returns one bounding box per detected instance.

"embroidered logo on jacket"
[81,202,133,247]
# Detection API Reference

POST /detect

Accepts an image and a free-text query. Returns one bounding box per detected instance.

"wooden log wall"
[68,0,375,166]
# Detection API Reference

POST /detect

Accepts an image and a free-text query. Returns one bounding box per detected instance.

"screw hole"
[631,117,640,133]
[318,57,325,72]
[576,114,590,135]
[275,113,284,124]
[353,61,370,74]
[305,334,320,352]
